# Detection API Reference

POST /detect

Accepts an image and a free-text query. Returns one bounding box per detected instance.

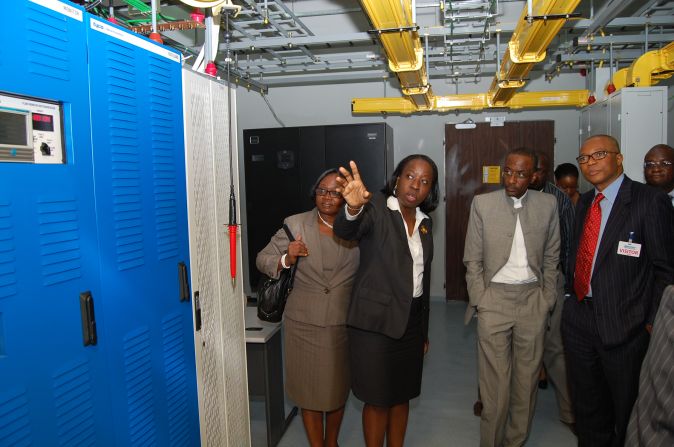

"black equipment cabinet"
[243,123,393,292]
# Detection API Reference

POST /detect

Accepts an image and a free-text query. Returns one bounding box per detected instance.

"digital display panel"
[0,110,29,146]
[32,113,55,132]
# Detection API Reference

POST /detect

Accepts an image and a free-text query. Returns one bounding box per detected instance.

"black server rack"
[243,123,394,292]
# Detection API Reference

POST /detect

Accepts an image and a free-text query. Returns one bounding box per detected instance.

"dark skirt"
[348,298,424,407]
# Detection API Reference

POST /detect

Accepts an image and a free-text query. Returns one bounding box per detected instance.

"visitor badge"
[617,241,641,257]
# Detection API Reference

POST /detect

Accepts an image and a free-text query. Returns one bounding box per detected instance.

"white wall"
[235,71,588,299]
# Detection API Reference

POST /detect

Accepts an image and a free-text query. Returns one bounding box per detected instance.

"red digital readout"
[31,113,55,132]
[32,113,53,123]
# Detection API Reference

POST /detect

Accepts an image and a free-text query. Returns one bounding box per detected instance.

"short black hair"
[647,143,674,157]
[382,154,439,213]
[585,134,621,152]
[505,147,538,170]
[554,163,579,180]
[309,168,340,200]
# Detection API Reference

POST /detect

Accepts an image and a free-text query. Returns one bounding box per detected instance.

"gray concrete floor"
[252,300,576,446]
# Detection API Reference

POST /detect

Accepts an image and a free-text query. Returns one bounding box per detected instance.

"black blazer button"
[324,288,330,294]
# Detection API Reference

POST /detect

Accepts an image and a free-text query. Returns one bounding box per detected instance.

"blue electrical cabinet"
[0,2,199,445]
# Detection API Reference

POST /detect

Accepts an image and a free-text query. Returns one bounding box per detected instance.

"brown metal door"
[445,121,554,301]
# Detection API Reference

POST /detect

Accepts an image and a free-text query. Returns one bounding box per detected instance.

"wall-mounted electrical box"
[579,86,667,189]
[0,92,64,163]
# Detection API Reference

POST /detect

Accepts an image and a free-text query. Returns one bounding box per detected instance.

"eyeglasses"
[315,188,341,198]
[502,169,531,179]
[576,150,619,164]
[644,160,673,169]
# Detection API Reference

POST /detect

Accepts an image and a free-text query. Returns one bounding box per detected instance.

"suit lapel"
[498,192,518,260]
[389,207,411,253]
[519,194,535,265]
[574,192,593,245]
[387,206,416,299]
[594,178,632,271]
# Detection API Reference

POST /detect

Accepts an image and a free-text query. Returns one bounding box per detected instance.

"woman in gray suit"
[256,169,359,447]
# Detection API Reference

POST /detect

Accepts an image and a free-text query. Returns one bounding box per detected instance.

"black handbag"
[257,224,298,323]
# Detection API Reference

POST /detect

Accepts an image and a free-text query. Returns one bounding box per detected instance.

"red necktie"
[574,193,605,301]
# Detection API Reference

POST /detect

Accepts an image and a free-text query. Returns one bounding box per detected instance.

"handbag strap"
[282,224,295,242]
[282,224,299,290]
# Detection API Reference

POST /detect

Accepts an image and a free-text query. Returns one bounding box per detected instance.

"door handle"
[79,291,97,346]
[178,261,190,302]
[193,291,202,331]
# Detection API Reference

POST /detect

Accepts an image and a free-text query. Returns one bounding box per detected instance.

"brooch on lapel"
[420,225,428,235]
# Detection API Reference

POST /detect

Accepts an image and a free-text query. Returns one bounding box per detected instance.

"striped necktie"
[574,193,604,300]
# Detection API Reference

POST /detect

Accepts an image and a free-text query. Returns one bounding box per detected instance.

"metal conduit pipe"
[496,29,501,76]
[151,0,158,33]
[610,40,614,78]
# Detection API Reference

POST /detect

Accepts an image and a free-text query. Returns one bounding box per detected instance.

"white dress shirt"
[491,192,538,284]
[386,196,427,298]
[345,197,428,297]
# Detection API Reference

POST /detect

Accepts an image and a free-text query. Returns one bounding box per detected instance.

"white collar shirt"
[387,196,428,298]
[491,191,538,284]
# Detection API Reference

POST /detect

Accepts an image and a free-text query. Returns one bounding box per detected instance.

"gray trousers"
[542,274,574,424]
[477,282,549,447]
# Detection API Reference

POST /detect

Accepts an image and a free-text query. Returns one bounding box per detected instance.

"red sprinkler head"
[205,61,217,77]
[149,32,163,44]
[191,8,205,23]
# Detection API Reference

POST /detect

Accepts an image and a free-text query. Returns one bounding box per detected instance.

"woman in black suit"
[333,155,439,447]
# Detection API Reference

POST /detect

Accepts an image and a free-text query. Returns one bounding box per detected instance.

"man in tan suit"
[464,148,560,447]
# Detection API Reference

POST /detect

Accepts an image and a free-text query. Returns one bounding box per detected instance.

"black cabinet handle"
[193,291,202,331]
[178,261,190,302]
[79,291,97,346]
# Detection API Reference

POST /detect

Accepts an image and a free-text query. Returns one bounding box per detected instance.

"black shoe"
[473,400,483,417]
[538,379,548,389]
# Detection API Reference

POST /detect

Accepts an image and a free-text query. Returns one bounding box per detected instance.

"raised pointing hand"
[336,161,371,209]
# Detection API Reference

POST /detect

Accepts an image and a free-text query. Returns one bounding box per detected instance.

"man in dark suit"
[625,285,674,447]
[530,151,575,431]
[562,134,674,447]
